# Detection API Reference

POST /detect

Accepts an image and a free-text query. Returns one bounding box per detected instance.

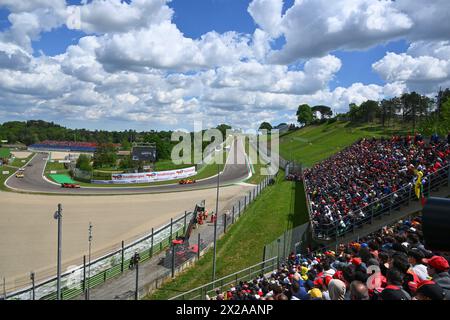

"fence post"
[239,199,241,215]
[244,196,246,210]
[428,175,431,196]
[83,255,86,292]
[223,213,227,234]
[277,238,281,269]
[183,211,187,234]
[171,244,176,278]
[408,185,412,206]
[30,272,35,300]
[262,246,266,274]
[197,233,201,260]
[150,228,154,258]
[170,218,173,243]
[232,205,235,224]
[120,241,125,273]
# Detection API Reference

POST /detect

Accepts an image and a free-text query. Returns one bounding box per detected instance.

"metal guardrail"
[4,174,275,300]
[5,208,196,300]
[305,164,450,241]
[168,257,278,300]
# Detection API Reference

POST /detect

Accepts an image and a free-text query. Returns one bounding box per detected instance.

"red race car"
[179,179,196,185]
[61,183,81,188]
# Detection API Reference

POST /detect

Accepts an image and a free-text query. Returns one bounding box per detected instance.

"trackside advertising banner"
[92,166,196,184]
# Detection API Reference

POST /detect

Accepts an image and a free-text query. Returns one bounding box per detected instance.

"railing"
[4,174,275,300]
[306,164,450,241]
[168,257,278,300]
[5,207,197,300]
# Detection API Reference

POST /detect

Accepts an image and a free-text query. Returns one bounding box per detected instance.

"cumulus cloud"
[66,0,173,34]
[268,0,413,63]
[373,41,450,92]
[248,0,284,38]
[0,0,448,130]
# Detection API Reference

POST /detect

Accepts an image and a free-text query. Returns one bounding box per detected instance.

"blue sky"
[26,0,404,89]
[0,0,448,131]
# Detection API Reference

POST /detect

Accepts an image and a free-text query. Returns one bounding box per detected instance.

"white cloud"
[373,41,450,92]
[248,0,284,38]
[66,0,173,34]
[268,0,413,63]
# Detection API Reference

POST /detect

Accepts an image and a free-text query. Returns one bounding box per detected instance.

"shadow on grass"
[287,181,309,229]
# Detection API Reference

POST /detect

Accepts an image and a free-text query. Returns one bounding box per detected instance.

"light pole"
[53,204,62,300]
[212,147,221,283]
[30,272,35,300]
[86,222,92,300]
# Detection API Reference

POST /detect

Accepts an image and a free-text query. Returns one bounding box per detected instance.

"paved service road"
[5,136,250,195]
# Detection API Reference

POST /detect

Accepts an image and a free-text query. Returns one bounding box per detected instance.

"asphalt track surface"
[5,136,250,195]
[0,136,254,286]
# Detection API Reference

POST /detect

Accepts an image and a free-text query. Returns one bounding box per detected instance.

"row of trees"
[0,120,234,163]
[296,88,450,135]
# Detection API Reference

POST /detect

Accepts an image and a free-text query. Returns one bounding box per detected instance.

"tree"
[436,88,450,116]
[359,100,380,123]
[216,124,232,138]
[348,103,361,123]
[311,105,333,119]
[401,92,433,132]
[259,122,272,131]
[296,104,313,126]
[76,154,92,172]
[93,143,117,169]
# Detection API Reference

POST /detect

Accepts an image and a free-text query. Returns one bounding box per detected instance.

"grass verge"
[146,172,308,300]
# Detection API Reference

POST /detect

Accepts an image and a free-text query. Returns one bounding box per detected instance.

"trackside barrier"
[305,164,450,241]
[4,174,275,300]
[5,207,197,300]
[168,257,278,300]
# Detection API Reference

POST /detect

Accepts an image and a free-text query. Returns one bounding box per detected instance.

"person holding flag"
[413,168,426,207]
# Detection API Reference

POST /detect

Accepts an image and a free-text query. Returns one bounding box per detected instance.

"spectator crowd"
[303,134,450,234]
[208,215,450,300]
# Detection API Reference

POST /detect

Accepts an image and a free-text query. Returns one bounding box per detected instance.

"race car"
[179,179,196,185]
[61,183,81,188]
[15,172,24,178]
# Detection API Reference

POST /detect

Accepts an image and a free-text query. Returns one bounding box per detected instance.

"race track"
[5,136,250,194]
[0,136,256,291]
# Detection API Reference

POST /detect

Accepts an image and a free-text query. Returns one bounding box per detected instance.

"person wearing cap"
[408,249,428,281]
[308,288,323,300]
[414,280,446,300]
[423,256,450,299]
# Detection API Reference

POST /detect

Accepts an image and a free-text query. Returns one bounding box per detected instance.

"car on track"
[15,172,24,178]
[61,183,81,188]
[179,179,196,185]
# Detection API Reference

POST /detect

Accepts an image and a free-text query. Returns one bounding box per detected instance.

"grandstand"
[303,135,450,240]
[168,134,450,301]
[29,140,99,152]
[176,202,450,301]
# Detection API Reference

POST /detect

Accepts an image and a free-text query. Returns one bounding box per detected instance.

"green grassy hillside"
[279,121,409,167]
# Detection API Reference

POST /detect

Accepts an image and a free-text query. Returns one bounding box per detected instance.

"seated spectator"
[328,279,346,300]
[423,256,450,299]
[414,280,446,300]
[350,281,370,300]
[380,268,411,300]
